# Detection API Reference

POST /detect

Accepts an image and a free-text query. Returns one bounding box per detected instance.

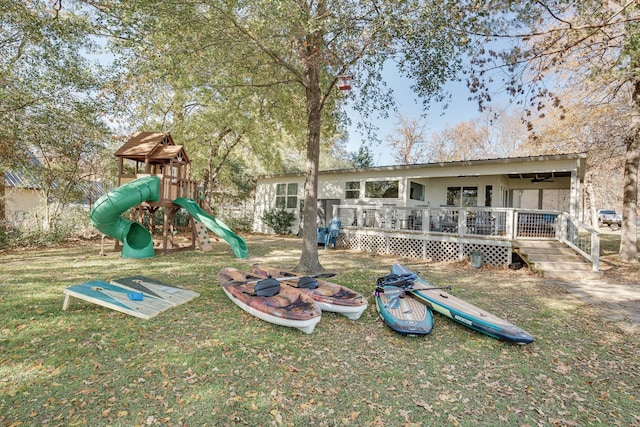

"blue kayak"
[390,264,534,344]
[375,285,434,336]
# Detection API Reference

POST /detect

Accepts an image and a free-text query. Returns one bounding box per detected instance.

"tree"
[385,113,430,164]
[428,109,528,162]
[94,19,303,188]
[1,1,108,231]
[461,0,640,262]
[524,86,628,226]
[20,102,109,231]
[80,0,470,272]
[349,145,375,168]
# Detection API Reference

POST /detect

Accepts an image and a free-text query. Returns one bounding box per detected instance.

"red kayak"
[251,265,368,320]
[219,267,322,334]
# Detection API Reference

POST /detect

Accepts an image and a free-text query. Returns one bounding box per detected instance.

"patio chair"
[474,211,496,235]
[438,211,458,233]
[323,218,341,250]
[317,226,329,246]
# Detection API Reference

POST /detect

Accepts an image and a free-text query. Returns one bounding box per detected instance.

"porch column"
[570,171,579,217]
[422,209,430,233]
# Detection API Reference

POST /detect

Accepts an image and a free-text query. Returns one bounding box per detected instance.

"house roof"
[4,170,41,189]
[114,132,189,164]
[78,180,108,203]
[5,171,107,202]
[256,152,588,181]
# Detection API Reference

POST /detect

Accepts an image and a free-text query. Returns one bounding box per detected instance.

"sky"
[342,66,485,166]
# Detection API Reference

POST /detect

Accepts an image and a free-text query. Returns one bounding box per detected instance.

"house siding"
[4,187,46,225]
[253,153,586,234]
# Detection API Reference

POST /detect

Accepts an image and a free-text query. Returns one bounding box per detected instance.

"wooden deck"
[332,206,599,270]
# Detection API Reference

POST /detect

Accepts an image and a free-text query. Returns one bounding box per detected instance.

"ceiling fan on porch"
[531,173,555,183]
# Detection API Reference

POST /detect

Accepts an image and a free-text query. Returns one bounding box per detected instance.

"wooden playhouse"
[114,132,200,253]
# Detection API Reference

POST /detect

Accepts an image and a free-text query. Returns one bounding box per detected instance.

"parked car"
[597,209,622,227]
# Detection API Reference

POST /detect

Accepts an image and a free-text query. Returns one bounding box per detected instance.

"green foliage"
[350,144,375,168]
[262,207,295,235]
[220,214,253,233]
[0,221,79,250]
[1,1,112,231]
[68,0,475,271]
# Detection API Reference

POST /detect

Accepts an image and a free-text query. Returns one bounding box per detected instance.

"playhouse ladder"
[193,219,212,252]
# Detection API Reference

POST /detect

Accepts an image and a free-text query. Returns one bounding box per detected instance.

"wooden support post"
[163,207,170,252]
[62,294,71,310]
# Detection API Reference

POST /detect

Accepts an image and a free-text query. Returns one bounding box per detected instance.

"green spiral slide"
[173,198,249,259]
[90,176,160,259]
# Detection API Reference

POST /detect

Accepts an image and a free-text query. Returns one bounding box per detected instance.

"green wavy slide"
[90,176,160,259]
[173,198,249,259]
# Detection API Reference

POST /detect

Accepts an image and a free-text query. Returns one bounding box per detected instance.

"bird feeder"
[337,75,353,91]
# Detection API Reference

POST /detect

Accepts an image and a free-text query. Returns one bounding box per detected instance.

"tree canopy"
[1,0,110,230]
[454,0,640,262]
[78,0,471,272]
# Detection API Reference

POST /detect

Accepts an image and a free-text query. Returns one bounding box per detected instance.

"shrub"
[221,215,253,233]
[262,208,295,235]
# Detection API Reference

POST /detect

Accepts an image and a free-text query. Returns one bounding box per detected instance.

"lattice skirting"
[336,231,511,267]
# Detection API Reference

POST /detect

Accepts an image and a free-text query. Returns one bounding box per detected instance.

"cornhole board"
[62,277,199,320]
[110,275,199,307]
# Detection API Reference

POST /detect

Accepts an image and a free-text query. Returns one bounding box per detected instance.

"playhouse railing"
[119,174,198,203]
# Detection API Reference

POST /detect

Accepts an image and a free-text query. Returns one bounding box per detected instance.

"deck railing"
[333,204,600,269]
[557,212,600,271]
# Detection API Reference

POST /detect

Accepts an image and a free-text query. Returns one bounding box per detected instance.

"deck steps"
[513,240,603,280]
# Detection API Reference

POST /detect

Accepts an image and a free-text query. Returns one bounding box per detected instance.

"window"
[485,185,493,207]
[365,180,399,198]
[276,183,298,209]
[410,181,425,201]
[345,181,360,199]
[446,186,478,207]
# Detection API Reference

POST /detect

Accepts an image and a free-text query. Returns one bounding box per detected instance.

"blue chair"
[317,227,328,246]
[324,218,341,250]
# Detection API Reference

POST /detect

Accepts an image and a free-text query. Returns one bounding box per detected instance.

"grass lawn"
[1,234,639,426]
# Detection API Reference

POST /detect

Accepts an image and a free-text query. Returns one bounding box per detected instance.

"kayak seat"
[296,276,319,289]
[253,277,281,297]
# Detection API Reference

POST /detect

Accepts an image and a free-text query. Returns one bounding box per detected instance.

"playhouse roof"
[149,145,189,163]
[115,132,189,164]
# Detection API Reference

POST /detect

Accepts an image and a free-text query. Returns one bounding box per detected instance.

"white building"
[253,153,597,269]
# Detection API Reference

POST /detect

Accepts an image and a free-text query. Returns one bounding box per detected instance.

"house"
[3,169,46,227]
[3,169,105,229]
[253,153,598,269]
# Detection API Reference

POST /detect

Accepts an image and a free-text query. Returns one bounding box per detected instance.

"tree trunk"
[295,78,324,273]
[0,169,5,232]
[619,78,640,263]
[295,5,325,274]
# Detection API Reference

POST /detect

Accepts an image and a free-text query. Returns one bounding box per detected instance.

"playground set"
[90,132,249,259]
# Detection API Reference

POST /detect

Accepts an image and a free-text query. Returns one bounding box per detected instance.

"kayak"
[390,264,534,344]
[218,267,322,334]
[251,265,368,320]
[375,285,433,336]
